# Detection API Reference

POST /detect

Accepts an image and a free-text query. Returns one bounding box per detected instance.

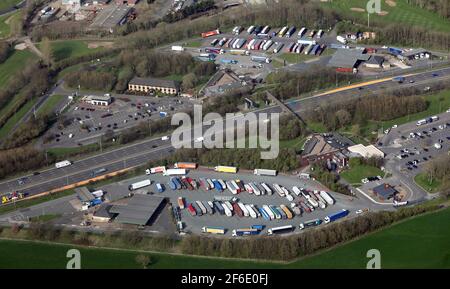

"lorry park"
[0,162,385,238]
[169,23,446,82]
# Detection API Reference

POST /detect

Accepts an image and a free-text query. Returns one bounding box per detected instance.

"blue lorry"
[324,209,349,223]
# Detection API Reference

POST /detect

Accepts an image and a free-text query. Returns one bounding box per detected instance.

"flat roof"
[82,95,111,101]
[327,49,370,68]
[348,144,385,158]
[90,5,131,29]
[129,77,179,89]
[109,194,165,226]
[75,187,94,202]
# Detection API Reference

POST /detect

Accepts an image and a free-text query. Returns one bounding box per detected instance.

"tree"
[40,37,53,67]
[182,73,198,90]
[135,254,152,269]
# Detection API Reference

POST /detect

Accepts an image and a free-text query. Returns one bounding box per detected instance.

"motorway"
[0,66,450,199]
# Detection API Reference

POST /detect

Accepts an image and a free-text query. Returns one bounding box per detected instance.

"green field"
[37,94,65,116]
[50,40,104,62]
[0,95,37,139]
[340,158,384,184]
[279,49,333,64]
[414,172,441,193]
[0,49,33,88]
[0,0,21,11]
[1,207,449,268]
[323,0,450,33]
[352,89,450,140]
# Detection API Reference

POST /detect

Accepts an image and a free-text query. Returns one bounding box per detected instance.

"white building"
[62,0,82,5]
[81,95,112,106]
[348,144,385,158]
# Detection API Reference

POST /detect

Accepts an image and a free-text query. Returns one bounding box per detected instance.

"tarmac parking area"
[97,169,379,236]
[45,94,193,147]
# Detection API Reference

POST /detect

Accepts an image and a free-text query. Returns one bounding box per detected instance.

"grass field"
[414,172,441,193]
[0,0,21,11]
[351,89,450,140]
[341,159,384,184]
[279,49,333,64]
[0,95,37,139]
[47,143,100,159]
[323,0,450,33]
[37,95,65,116]
[184,40,202,48]
[50,40,104,62]
[0,49,33,88]
[1,207,449,268]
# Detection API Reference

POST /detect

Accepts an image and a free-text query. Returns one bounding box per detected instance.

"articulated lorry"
[324,209,349,223]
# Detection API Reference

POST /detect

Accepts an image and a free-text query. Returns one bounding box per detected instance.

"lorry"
[202,226,225,234]
[171,45,184,52]
[214,166,237,173]
[388,47,403,56]
[319,191,334,205]
[163,169,186,176]
[262,205,275,220]
[246,204,257,218]
[221,203,233,217]
[298,27,307,37]
[187,204,197,216]
[393,76,406,83]
[336,67,357,74]
[91,190,104,198]
[55,160,72,169]
[286,26,296,38]
[232,228,259,236]
[273,43,284,54]
[298,39,316,45]
[174,162,197,169]
[299,218,322,230]
[336,35,347,44]
[220,59,238,65]
[261,183,272,195]
[196,201,208,215]
[250,56,271,64]
[146,166,166,175]
[324,209,349,223]
[156,183,164,193]
[213,201,225,215]
[201,29,220,38]
[128,179,151,191]
[229,49,250,56]
[280,204,293,219]
[232,202,244,217]
[177,197,185,209]
[205,47,223,54]
[267,225,294,235]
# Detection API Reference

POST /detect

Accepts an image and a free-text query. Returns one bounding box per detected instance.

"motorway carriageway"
[0,66,449,199]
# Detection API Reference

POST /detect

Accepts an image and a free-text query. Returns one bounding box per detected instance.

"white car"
[361,178,369,184]
[446,108,450,113]
[161,136,169,141]
[392,124,398,129]
[195,136,204,142]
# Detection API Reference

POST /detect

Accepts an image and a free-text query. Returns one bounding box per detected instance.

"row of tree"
[0,146,47,179]
[148,147,299,173]
[264,67,360,100]
[424,154,450,190]
[65,70,117,91]
[406,0,450,19]
[307,93,428,131]
[180,203,441,261]
[0,42,11,64]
